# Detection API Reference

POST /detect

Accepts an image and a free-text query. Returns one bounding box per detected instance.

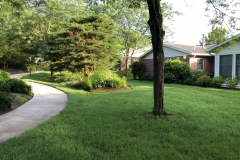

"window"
[197,58,204,70]
[220,55,232,79]
[236,54,240,80]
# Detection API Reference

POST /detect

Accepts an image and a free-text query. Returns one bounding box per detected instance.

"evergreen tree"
[46,14,122,77]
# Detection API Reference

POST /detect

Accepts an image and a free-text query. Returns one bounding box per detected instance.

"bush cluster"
[7,79,32,95]
[131,61,147,80]
[54,71,85,83]
[0,91,12,110]
[0,70,10,81]
[0,70,32,110]
[184,70,208,85]
[83,70,127,90]
[164,58,191,84]
[226,77,239,89]
[136,58,228,89]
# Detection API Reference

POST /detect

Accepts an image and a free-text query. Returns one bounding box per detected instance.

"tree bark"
[146,0,166,116]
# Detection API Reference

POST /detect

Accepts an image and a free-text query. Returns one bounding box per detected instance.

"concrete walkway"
[0,73,68,142]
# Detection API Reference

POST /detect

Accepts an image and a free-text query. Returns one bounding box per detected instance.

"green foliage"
[226,77,239,89]
[83,70,127,90]
[211,76,223,88]
[0,91,12,110]
[46,14,122,76]
[164,58,191,83]
[205,0,239,32]
[0,70,10,81]
[8,79,32,95]
[0,81,11,93]
[139,72,154,81]
[210,37,239,53]
[131,61,147,79]
[22,65,37,72]
[196,75,212,87]
[200,26,229,45]
[184,70,208,85]
[54,71,85,83]
[164,72,176,83]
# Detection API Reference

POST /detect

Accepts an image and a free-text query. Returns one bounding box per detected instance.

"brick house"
[139,44,215,76]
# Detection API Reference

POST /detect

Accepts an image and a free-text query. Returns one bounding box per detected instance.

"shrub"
[226,77,239,89]
[23,65,37,72]
[211,76,223,88]
[0,81,11,93]
[184,70,208,85]
[54,71,85,83]
[83,70,127,90]
[0,92,12,110]
[139,72,153,81]
[131,61,147,80]
[164,58,191,84]
[164,72,176,83]
[0,70,10,81]
[8,79,32,95]
[196,75,212,87]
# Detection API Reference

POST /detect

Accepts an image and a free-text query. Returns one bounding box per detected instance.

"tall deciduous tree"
[205,0,240,32]
[146,0,165,116]
[199,26,229,45]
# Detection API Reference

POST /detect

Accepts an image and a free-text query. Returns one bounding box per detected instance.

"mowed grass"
[0,71,240,159]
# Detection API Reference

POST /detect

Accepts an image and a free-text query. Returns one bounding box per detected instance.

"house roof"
[207,33,240,52]
[139,43,213,59]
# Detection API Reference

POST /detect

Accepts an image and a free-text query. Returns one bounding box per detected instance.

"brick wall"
[142,59,154,76]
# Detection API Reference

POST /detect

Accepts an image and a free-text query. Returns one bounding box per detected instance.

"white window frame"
[220,55,232,79]
[236,54,240,80]
[197,58,204,71]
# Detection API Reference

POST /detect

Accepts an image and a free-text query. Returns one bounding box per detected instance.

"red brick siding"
[142,59,154,76]
[189,56,214,74]
[143,56,214,76]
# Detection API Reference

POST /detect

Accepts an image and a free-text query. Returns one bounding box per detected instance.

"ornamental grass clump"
[83,70,127,90]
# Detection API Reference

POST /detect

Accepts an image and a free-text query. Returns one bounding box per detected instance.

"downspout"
[202,34,205,49]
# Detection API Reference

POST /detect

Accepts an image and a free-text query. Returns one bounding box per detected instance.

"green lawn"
[0,71,240,159]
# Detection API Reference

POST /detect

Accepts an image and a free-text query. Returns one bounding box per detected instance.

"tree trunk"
[147,0,166,116]
[125,48,130,76]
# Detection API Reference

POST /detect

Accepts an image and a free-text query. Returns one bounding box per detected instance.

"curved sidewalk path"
[0,73,68,142]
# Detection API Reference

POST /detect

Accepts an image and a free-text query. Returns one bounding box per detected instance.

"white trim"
[207,33,240,51]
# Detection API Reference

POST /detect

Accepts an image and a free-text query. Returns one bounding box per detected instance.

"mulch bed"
[71,83,131,92]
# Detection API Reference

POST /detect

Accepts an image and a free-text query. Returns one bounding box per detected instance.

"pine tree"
[46,14,122,77]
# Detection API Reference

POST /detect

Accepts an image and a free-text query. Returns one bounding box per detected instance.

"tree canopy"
[46,14,122,77]
[200,26,229,45]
